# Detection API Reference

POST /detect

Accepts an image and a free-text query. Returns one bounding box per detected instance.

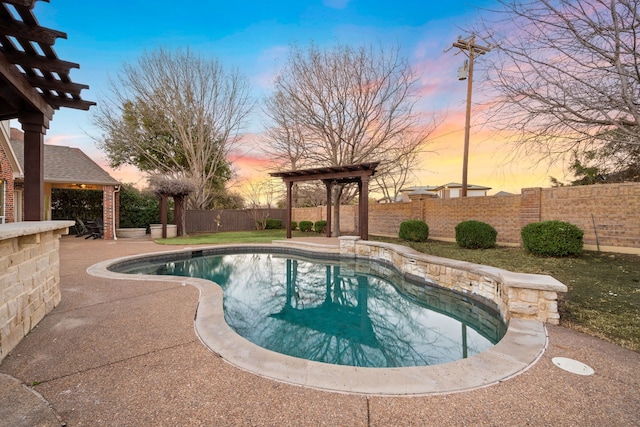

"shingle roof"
[11,140,119,186]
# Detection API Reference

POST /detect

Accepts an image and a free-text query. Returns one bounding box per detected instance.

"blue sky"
[20,0,561,193]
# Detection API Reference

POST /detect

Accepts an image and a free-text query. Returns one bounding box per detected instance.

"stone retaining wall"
[0,221,72,361]
[339,237,566,324]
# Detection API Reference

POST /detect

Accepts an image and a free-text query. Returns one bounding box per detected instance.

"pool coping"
[87,243,548,396]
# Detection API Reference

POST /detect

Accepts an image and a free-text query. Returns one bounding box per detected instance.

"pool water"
[118,252,506,368]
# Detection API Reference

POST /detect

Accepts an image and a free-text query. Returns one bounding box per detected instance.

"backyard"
[159,230,640,352]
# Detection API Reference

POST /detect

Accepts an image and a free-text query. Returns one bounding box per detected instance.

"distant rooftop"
[435,182,492,191]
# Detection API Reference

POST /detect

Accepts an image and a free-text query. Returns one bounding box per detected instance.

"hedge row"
[398,219,583,257]
[295,220,328,233]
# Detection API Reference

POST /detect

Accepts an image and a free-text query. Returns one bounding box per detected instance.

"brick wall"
[292,183,640,253]
[0,142,14,223]
[292,205,361,234]
[540,183,640,250]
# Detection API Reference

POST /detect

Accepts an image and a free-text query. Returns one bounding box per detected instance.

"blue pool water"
[116,251,506,368]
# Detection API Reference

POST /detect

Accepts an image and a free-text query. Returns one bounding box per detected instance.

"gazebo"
[0,0,95,221]
[270,162,379,240]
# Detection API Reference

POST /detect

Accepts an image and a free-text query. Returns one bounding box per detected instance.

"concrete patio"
[1,236,638,426]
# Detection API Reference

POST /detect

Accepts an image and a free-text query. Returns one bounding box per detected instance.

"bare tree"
[263,43,435,234]
[243,179,282,229]
[94,48,253,209]
[372,133,430,203]
[473,0,639,168]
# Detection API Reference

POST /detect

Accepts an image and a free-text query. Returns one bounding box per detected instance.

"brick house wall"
[0,141,15,223]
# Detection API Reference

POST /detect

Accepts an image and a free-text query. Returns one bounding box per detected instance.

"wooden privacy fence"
[186,209,287,234]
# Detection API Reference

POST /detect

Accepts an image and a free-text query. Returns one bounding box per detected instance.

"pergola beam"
[3,0,48,9]
[1,49,79,74]
[0,50,53,119]
[25,74,89,94]
[0,17,66,44]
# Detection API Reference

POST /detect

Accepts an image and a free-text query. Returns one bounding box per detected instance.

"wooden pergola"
[270,162,379,240]
[0,0,95,220]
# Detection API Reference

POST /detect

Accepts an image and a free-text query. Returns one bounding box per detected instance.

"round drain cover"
[551,357,595,376]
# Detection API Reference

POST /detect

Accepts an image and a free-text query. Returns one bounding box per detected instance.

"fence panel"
[186,209,287,234]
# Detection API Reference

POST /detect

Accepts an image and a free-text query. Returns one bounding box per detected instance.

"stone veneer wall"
[0,221,72,361]
[339,237,567,324]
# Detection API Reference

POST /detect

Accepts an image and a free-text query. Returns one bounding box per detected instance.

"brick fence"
[292,183,640,254]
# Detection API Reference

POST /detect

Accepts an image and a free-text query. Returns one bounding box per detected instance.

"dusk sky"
[19,0,566,195]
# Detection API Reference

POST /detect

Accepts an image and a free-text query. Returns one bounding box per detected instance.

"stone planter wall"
[150,224,177,239]
[115,228,147,239]
[339,237,567,324]
[0,221,72,361]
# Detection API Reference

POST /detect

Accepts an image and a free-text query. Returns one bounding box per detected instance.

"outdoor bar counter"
[0,221,73,361]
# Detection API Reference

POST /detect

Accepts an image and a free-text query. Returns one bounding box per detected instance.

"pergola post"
[174,195,184,236]
[324,180,332,238]
[19,113,49,221]
[159,194,168,239]
[286,180,293,239]
[359,175,370,240]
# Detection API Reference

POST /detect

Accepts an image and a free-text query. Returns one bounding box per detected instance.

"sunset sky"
[19,0,567,196]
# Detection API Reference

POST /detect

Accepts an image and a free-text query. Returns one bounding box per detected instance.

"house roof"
[435,182,492,191]
[399,185,439,193]
[11,139,119,186]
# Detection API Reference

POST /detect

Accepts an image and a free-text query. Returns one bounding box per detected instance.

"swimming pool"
[89,239,558,395]
[115,251,507,368]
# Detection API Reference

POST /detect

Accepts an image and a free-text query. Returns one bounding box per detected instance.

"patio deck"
[0,236,638,426]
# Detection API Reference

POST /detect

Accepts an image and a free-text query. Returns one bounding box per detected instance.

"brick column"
[102,185,115,240]
[520,187,542,229]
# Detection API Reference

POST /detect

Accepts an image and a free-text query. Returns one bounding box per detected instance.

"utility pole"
[452,34,491,197]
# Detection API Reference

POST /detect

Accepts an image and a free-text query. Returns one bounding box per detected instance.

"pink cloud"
[44,133,86,147]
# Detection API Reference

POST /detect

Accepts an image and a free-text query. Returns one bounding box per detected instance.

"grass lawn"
[157,230,640,352]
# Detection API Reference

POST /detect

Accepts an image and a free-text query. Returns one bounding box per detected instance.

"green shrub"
[398,220,429,242]
[117,184,164,228]
[265,218,282,229]
[299,220,313,232]
[521,220,584,257]
[314,220,327,234]
[455,220,497,249]
[291,221,297,231]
